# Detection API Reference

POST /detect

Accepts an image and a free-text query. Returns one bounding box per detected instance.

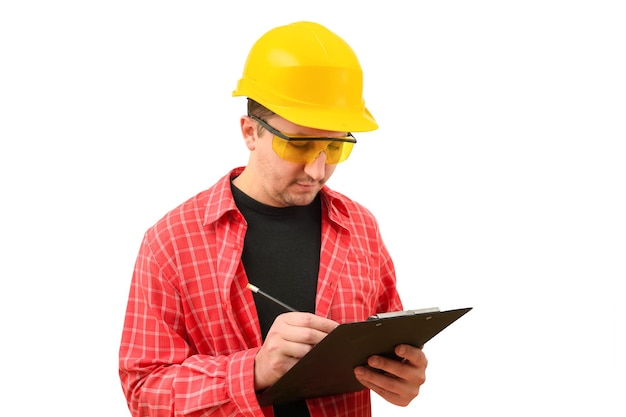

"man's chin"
[284,191,318,207]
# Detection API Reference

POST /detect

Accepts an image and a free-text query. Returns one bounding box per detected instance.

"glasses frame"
[248,114,357,144]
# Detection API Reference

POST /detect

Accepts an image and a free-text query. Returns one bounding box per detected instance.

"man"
[119,21,427,417]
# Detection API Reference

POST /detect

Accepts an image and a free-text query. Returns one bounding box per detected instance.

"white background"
[1,1,624,416]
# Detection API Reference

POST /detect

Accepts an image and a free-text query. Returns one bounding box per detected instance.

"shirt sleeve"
[377,237,404,313]
[118,238,267,417]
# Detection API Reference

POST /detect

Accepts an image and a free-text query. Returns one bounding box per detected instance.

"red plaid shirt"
[119,167,403,417]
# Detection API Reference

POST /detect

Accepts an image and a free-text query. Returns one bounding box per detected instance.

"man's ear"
[240,116,257,150]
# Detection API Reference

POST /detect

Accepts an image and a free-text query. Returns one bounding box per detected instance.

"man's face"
[242,115,346,207]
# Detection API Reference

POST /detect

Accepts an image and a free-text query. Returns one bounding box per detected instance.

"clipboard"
[258,306,472,406]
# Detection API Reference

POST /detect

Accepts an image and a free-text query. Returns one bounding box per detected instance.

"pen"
[246,283,298,312]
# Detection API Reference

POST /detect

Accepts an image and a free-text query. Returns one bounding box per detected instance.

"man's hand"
[254,312,338,391]
[354,344,428,406]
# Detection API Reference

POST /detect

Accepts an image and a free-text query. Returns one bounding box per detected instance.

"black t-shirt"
[232,182,320,417]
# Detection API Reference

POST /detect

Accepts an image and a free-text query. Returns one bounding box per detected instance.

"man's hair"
[247,99,276,135]
[247,98,276,118]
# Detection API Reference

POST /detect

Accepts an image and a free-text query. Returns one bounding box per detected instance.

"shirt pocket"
[336,250,379,316]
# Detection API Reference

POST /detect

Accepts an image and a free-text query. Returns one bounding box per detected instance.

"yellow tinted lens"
[272,137,354,164]
[324,141,354,163]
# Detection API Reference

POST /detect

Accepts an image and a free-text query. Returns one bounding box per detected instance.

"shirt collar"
[201,167,350,226]
[201,167,244,226]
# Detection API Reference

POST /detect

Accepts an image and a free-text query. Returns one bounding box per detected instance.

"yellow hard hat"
[232,21,378,132]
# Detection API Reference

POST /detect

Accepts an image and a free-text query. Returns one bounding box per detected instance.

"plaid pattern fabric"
[119,167,403,417]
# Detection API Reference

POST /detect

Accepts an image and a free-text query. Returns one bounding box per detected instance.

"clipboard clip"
[367,307,440,320]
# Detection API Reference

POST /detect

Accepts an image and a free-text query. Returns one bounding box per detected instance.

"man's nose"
[303,150,327,180]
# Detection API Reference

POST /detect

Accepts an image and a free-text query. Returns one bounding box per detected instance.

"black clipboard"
[258,307,472,406]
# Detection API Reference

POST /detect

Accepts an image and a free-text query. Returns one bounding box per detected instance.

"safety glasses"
[249,115,357,164]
